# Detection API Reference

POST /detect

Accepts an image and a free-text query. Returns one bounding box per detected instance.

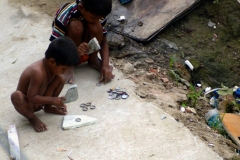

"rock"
[64,85,78,103]
[160,39,179,50]
[62,115,98,130]
[185,107,196,114]
[134,61,148,69]
[149,68,158,74]
[106,32,125,49]
[136,91,148,98]
[145,58,154,64]
[207,20,216,28]
[146,72,156,80]
[135,53,148,58]
[143,82,150,85]
[148,94,157,99]
[182,85,188,90]
[123,62,134,73]
[161,78,169,83]
[180,107,185,112]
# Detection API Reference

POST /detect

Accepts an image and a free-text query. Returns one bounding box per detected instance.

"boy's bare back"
[17,59,50,98]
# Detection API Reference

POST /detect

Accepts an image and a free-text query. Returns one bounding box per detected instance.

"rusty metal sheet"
[108,0,203,41]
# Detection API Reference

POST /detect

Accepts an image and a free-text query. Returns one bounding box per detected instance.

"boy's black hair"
[45,37,80,66]
[77,0,112,17]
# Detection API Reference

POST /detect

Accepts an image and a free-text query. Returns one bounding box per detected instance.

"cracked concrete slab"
[0,0,222,159]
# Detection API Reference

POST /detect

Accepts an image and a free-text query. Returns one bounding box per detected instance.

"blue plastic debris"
[210,96,218,108]
[233,88,240,104]
[234,88,240,98]
[213,90,219,99]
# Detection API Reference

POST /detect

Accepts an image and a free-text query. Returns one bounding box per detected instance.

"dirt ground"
[8,0,240,159]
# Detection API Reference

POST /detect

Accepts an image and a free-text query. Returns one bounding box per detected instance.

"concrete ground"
[0,0,222,159]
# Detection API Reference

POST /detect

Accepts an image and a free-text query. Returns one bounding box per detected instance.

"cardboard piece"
[64,85,78,103]
[7,125,20,160]
[222,113,240,146]
[62,115,98,130]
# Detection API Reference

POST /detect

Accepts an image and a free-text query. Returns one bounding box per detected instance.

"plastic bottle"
[205,108,219,122]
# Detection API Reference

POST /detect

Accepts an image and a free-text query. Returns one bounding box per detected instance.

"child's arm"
[99,36,114,83]
[26,71,64,107]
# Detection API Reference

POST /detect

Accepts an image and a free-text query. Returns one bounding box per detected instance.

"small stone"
[138,21,143,26]
[186,107,196,114]
[143,82,150,85]
[161,78,169,83]
[123,62,134,73]
[208,20,216,28]
[149,68,158,74]
[180,107,185,112]
[136,91,148,98]
[161,115,166,120]
[145,58,154,64]
[148,94,157,99]
[182,85,188,90]
[146,73,156,80]
[96,82,102,86]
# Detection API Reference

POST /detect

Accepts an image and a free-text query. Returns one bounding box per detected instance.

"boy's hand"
[61,104,67,113]
[52,97,65,108]
[78,43,89,56]
[100,65,115,84]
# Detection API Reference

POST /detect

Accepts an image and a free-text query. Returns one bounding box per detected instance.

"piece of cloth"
[50,1,108,41]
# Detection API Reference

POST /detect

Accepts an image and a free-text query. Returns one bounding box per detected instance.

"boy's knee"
[67,20,84,38]
[11,91,24,104]
[11,91,22,102]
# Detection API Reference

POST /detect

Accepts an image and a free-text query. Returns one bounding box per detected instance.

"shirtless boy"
[50,0,115,84]
[11,37,79,132]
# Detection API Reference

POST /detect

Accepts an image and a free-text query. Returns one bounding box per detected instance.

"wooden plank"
[7,125,20,160]
[222,113,240,146]
[108,0,203,41]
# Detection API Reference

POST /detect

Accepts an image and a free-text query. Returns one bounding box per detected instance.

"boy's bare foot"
[28,115,47,132]
[44,105,67,115]
[63,68,75,84]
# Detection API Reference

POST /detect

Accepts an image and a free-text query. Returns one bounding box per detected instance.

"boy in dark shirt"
[50,0,115,84]
[11,37,79,132]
